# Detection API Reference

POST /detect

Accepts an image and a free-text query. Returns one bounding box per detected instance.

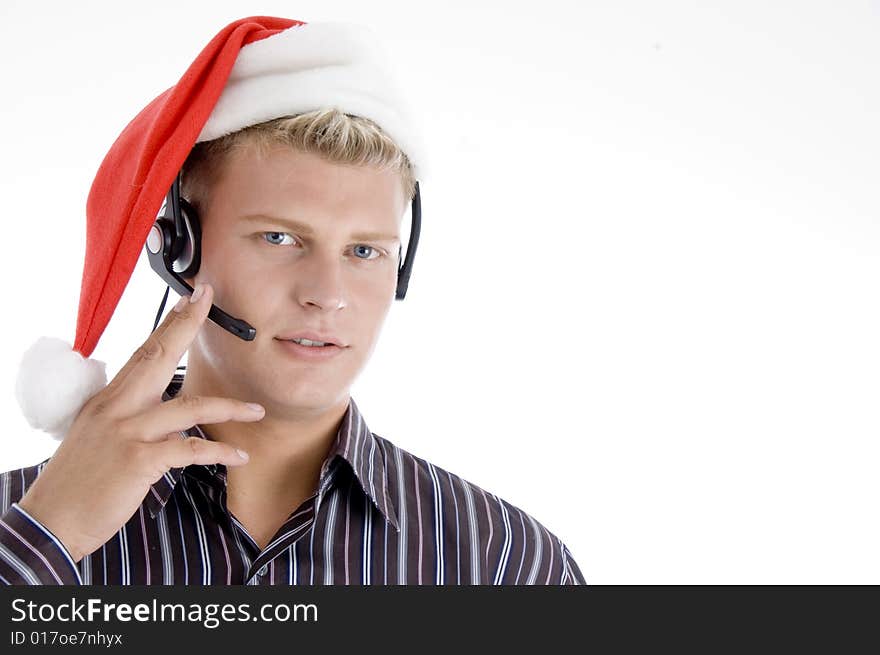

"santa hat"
[15,16,427,439]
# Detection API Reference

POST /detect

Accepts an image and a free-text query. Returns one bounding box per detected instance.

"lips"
[275,337,346,361]
[275,332,347,347]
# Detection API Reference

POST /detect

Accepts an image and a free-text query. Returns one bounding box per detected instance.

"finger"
[120,395,265,443]
[146,437,250,478]
[106,283,215,411]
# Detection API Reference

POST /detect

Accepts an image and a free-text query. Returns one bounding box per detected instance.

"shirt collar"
[145,373,399,532]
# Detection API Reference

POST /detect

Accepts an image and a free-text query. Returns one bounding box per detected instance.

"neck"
[177,354,350,514]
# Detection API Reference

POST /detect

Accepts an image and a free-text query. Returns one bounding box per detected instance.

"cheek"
[361,280,395,330]
[351,272,397,319]
[203,235,250,272]
[200,240,264,297]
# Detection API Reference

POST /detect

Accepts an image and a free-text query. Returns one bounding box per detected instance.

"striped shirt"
[0,374,586,585]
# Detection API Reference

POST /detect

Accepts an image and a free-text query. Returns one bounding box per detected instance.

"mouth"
[274,333,347,347]
[274,338,346,361]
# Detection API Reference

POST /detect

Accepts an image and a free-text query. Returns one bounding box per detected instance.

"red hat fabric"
[15,16,426,439]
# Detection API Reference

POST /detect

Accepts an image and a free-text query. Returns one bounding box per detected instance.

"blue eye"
[353,244,381,260]
[263,232,295,246]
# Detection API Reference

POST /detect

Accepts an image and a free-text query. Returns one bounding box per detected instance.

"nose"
[293,249,347,311]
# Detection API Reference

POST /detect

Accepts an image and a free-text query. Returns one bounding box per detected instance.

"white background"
[0,0,877,584]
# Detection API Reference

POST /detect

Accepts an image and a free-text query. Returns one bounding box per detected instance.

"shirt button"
[257,565,268,577]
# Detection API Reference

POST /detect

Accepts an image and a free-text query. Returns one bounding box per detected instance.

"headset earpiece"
[172,197,201,279]
[149,186,201,280]
[395,180,420,300]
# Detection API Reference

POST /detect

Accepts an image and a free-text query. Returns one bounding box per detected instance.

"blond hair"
[181,107,416,212]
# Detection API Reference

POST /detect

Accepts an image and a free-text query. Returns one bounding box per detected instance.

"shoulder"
[373,433,582,584]
[0,459,51,516]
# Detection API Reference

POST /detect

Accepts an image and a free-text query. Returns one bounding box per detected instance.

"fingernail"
[190,283,205,304]
[236,448,249,461]
[173,295,189,313]
[246,403,265,413]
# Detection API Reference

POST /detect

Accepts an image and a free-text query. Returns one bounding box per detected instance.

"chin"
[260,379,346,410]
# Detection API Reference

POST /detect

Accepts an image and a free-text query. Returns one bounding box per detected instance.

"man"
[0,16,585,585]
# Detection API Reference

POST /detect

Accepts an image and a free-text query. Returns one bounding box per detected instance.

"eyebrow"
[239,213,400,244]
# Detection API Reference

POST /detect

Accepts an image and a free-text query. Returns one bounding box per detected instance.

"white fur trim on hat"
[197,21,429,181]
[15,337,108,440]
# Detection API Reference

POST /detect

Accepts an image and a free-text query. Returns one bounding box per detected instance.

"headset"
[145,170,421,339]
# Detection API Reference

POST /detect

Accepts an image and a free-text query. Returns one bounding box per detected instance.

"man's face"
[183,144,406,416]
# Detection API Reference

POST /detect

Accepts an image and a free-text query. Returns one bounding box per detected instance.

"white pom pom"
[14,337,108,440]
